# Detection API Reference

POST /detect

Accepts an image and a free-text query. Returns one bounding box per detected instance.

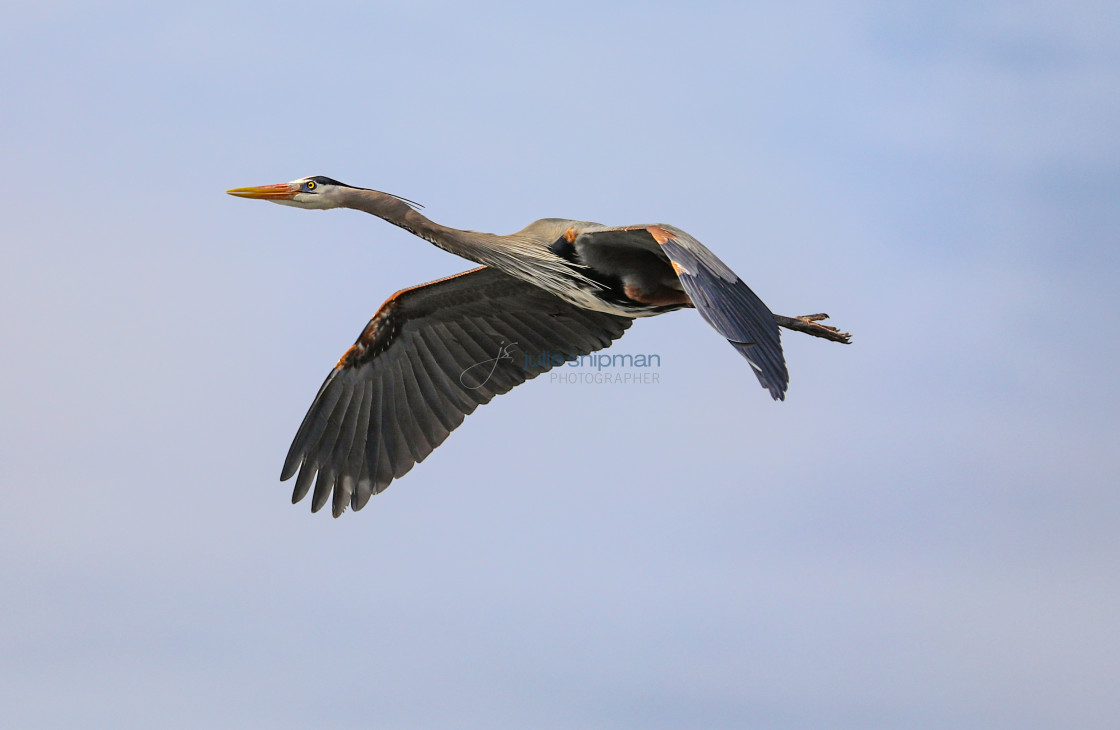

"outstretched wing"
[571,224,788,400]
[283,266,632,516]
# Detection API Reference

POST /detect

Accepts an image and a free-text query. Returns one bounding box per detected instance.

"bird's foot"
[774,313,852,344]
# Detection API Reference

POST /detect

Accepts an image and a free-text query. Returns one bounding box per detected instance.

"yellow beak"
[226,182,300,200]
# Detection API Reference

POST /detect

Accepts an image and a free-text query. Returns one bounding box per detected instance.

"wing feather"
[282,266,633,515]
[408,337,465,432]
[341,380,373,503]
[368,376,394,491]
[658,232,787,399]
[292,455,317,505]
[573,225,789,400]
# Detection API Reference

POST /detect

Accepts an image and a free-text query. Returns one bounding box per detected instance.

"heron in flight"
[228,176,850,517]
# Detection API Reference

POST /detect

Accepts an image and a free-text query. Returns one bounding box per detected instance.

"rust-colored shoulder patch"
[564,227,578,243]
[357,303,396,347]
[336,343,362,369]
[646,225,674,245]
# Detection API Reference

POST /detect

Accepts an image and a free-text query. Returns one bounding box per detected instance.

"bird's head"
[226,175,351,209]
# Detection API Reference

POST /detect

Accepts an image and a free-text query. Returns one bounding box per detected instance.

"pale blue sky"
[3,2,1119,728]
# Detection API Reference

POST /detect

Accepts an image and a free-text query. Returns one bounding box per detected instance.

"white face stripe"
[263,178,339,209]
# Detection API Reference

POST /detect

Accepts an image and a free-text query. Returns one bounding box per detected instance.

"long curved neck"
[337,186,502,265]
[335,186,589,295]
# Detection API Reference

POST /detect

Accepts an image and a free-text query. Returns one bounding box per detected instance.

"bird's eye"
[305,180,317,191]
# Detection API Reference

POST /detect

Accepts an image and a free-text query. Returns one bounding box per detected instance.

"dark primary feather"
[282,266,632,516]
[571,225,788,400]
[657,234,787,400]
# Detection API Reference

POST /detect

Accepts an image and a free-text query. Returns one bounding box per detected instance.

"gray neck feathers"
[337,188,596,293]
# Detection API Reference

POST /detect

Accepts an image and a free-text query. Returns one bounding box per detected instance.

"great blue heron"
[228,176,850,516]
